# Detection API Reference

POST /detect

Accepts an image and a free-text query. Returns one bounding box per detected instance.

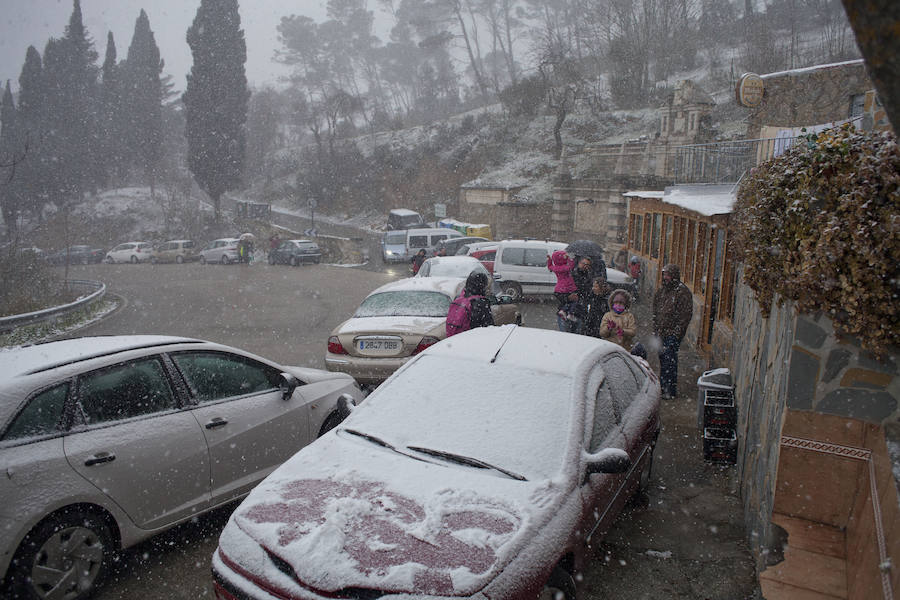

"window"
[684,220,697,286]
[603,356,640,417]
[479,251,495,262]
[408,235,428,248]
[590,383,617,452]
[849,93,866,119]
[694,223,709,291]
[662,215,673,265]
[650,213,661,259]
[278,241,292,250]
[523,248,547,266]
[430,235,448,244]
[172,352,281,403]
[78,358,176,425]
[690,112,696,131]
[630,214,643,253]
[642,214,652,255]
[355,290,451,317]
[501,247,524,265]
[183,241,194,249]
[2,383,68,441]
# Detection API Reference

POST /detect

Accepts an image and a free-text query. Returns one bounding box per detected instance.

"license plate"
[359,340,399,351]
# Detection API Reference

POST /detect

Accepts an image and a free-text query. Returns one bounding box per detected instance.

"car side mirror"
[279,372,300,400]
[337,393,357,419]
[495,294,514,305]
[584,448,630,482]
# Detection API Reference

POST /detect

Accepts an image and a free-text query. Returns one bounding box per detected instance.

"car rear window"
[355,291,450,317]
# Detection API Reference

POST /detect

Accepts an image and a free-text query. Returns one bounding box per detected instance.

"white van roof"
[389,208,420,216]
[498,239,567,248]
[406,228,462,236]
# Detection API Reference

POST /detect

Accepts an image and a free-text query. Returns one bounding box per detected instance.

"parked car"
[386,208,426,230]
[199,238,240,264]
[380,230,409,263]
[45,245,105,266]
[492,240,633,300]
[325,276,519,386]
[150,240,198,264]
[0,335,364,600]
[267,239,322,266]
[431,236,489,257]
[213,326,660,600]
[105,241,154,264]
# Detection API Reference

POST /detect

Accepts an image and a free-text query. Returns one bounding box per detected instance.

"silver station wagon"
[0,335,364,600]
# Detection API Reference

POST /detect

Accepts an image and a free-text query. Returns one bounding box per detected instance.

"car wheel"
[221,255,230,265]
[500,281,522,301]
[318,411,344,437]
[129,255,137,264]
[8,510,113,600]
[104,256,113,264]
[290,256,299,267]
[515,313,523,326]
[539,565,577,600]
[199,255,207,265]
[175,255,184,264]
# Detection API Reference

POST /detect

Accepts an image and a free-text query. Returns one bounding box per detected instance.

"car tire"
[290,256,298,267]
[318,411,344,437]
[221,255,230,265]
[130,256,138,264]
[8,510,113,600]
[175,255,184,264]
[500,281,522,301]
[199,255,207,265]
[540,565,576,600]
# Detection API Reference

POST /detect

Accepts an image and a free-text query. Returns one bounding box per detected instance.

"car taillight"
[412,336,439,355]
[328,336,348,355]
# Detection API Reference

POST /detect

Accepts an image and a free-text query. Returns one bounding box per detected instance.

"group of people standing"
[549,250,693,400]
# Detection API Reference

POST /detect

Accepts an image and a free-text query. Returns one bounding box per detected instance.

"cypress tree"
[100,31,127,185]
[123,10,164,194]
[17,46,46,220]
[42,0,101,206]
[0,81,22,234]
[183,0,249,222]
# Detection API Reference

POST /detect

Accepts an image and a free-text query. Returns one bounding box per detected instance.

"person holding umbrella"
[565,239,607,281]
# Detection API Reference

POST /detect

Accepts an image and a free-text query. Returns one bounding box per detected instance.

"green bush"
[734,125,900,357]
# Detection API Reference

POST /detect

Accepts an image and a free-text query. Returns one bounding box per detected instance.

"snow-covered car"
[213,326,661,600]
[414,255,489,280]
[45,245,105,266]
[0,335,363,600]
[199,238,240,264]
[325,277,520,386]
[105,241,154,264]
[268,239,322,266]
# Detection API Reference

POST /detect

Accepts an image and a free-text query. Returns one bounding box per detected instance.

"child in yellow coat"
[599,288,636,349]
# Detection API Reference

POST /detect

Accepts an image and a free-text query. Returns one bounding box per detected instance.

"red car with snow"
[212,326,660,600]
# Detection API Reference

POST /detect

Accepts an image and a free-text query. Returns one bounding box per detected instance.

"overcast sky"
[0,0,353,93]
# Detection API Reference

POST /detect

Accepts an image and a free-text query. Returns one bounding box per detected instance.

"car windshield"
[349,355,574,481]
[384,232,406,244]
[354,291,451,317]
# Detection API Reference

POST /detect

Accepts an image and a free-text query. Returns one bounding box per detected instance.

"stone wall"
[747,60,873,137]
[728,271,900,572]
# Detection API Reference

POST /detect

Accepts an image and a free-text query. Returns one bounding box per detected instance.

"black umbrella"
[565,239,607,278]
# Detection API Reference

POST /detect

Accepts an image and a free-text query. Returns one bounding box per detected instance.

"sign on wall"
[736,73,765,107]
[434,203,446,218]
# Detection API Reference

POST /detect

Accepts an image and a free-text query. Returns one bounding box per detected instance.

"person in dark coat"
[652,264,694,399]
[565,256,594,334]
[410,249,427,275]
[464,271,494,330]
[582,275,612,337]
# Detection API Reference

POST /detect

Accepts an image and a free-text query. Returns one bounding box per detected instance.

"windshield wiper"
[406,446,527,481]
[342,428,397,451]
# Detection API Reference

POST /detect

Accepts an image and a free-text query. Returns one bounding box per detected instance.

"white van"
[493,239,633,300]
[492,240,566,299]
[405,228,463,258]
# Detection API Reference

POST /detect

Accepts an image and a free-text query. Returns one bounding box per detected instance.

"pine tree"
[183,0,249,222]
[16,46,46,221]
[0,81,22,234]
[122,9,164,194]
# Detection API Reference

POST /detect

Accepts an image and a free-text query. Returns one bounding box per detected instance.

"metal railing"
[672,137,801,184]
[0,279,107,333]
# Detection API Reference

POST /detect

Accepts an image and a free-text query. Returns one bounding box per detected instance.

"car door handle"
[205,418,228,429]
[84,452,116,466]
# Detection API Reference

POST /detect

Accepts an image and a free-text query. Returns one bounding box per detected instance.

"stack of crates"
[697,369,737,464]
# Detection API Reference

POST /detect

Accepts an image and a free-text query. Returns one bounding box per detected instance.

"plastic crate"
[703,427,737,464]
[703,389,737,429]
[697,368,733,430]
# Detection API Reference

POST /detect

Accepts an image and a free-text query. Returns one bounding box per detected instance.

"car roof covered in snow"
[366,276,464,298]
[0,335,199,383]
